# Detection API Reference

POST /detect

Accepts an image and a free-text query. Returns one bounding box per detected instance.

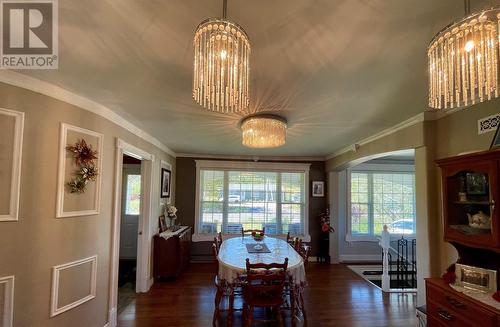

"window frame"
[193,160,311,242]
[346,163,416,242]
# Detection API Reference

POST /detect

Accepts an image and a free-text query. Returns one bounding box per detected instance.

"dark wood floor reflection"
[117,263,416,327]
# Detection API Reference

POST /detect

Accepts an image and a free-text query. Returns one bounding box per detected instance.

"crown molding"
[177,152,326,162]
[0,71,176,157]
[326,113,426,160]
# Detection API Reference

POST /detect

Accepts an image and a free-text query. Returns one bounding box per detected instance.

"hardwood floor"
[117,263,416,327]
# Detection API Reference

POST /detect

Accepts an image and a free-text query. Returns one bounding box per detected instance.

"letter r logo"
[2,1,53,54]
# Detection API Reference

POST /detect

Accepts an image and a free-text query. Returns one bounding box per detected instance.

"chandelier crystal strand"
[428,8,500,109]
[241,115,287,148]
[193,18,250,113]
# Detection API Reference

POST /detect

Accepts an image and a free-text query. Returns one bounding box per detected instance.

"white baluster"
[379,224,391,292]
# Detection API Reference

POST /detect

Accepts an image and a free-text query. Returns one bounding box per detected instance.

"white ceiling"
[11,0,494,156]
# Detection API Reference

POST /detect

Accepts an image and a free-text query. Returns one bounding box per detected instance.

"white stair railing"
[378,224,391,292]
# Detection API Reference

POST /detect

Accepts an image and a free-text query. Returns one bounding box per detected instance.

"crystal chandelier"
[193,0,250,113]
[428,2,500,109]
[241,115,287,148]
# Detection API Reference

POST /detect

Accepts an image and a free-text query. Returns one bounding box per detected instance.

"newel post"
[379,224,391,292]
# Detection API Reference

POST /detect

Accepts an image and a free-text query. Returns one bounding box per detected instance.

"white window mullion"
[368,172,374,236]
[222,170,229,233]
[276,172,283,234]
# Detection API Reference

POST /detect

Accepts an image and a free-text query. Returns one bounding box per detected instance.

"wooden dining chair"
[217,231,223,245]
[243,258,288,327]
[241,227,265,237]
[212,243,224,326]
[212,242,244,326]
[213,237,220,254]
[292,238,310,266]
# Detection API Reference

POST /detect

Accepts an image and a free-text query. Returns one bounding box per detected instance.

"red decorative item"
[319,208,334,233]
[66,139,98,165]
[442,263,456,284]
[442,271,456,284]
[492,291,500,302]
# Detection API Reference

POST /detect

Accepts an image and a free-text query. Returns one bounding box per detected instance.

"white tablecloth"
[217,236,306,285]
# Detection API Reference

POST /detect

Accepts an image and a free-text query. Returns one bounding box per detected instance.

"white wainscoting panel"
[0,275,14,327]
[0,108,24,221]
[50,255,97,317]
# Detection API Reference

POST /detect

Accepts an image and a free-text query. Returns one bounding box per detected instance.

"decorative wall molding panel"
[56,123,103,218]
[478,113,500,135]
[0,108,24,221]
[50,255,97,317]
[0,275,15,327]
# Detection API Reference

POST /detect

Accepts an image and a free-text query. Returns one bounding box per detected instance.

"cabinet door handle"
[491,199,495,215]
[437,308,454,321]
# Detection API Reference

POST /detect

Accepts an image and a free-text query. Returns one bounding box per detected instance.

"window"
[349,169,415,239]
[125,174,141,215]
[195,161,310,241]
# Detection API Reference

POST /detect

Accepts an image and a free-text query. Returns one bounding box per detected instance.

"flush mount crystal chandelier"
[428,2,500,109]
[193,0,250,113]
[240,115,287,148]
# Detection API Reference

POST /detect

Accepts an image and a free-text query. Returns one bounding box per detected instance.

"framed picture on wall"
[312,181,324,197]
[161,168,171,198]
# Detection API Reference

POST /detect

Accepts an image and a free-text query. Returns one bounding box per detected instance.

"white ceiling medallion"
[428,1,500,109]
[193,0,250,113]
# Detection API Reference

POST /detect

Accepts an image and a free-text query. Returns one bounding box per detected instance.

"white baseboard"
[108,307,117,327]
[339,254,381,262]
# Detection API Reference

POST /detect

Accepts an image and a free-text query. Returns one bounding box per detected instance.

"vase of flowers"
[318,208,333,263]
[319,208,334,233]
[165,204,178,229]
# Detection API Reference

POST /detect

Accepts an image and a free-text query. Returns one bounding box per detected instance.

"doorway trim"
[108,138,154,327]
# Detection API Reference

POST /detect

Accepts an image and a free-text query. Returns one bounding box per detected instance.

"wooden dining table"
[217,235,308,323]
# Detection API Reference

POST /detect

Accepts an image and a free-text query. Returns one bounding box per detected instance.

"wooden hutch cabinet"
[153,226,191,279]
[426,150,500,326]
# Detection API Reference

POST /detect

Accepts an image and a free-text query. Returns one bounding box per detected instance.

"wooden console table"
[153,226,191,279]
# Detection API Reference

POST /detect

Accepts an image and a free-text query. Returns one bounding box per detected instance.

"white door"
[120,165,141,259]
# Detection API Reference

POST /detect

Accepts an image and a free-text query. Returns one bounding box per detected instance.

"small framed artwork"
[465,172,488,195]
[455,263,497,293]
[158,215,167,233]
[312,181,324,197]
[161,168,171,199]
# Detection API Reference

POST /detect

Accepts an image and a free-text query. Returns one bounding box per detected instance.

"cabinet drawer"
[428,314,456,327]
[427,299,473,326]
[427,283,497,327]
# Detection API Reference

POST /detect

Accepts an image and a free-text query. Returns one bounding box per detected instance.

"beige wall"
[0,82,175,327]
[325,96,500,306]
[325,121,425,171]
